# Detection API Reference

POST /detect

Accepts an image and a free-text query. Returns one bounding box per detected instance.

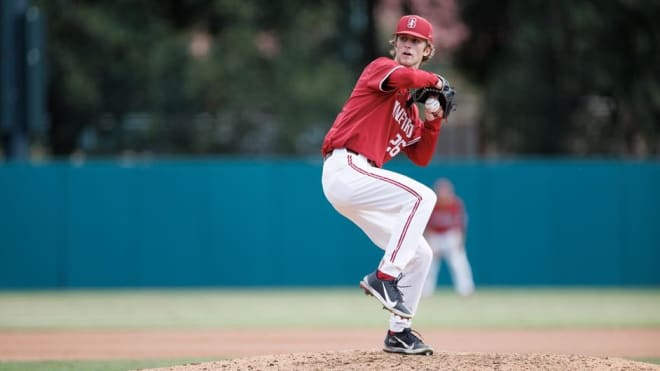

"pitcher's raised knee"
[417,185,437,216]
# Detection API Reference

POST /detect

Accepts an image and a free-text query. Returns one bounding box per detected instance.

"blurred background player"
[423,178,475,297]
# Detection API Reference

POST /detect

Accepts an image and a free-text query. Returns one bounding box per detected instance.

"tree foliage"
[35,0,660,157]
[37,0,358,156]
[455,0,660,156]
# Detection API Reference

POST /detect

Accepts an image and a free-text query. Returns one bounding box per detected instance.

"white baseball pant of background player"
[322,148,437,331]
[423,228,475,297]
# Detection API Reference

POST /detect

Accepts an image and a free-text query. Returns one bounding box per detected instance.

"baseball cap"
[394,15,433,43]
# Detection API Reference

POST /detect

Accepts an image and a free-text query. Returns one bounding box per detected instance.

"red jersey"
[426,197,466,234]
[321,57,443,167]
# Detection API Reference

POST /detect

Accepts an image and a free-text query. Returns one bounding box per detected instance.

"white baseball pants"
[322,148,436,331]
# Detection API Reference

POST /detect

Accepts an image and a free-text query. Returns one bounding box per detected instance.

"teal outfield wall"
[1,158,659,288]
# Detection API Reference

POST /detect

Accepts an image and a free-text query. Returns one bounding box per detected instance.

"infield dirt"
[2,328,660,370]
[144,350,660,371]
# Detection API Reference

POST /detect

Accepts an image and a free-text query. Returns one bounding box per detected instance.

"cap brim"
[395,31,431,41]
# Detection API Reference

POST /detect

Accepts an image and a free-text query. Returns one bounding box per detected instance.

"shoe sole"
[383,346,434,356]
[359,278,413,319]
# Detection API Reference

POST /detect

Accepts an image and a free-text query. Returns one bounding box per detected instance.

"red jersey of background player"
[426,196,466,234]
[321,57,443,168]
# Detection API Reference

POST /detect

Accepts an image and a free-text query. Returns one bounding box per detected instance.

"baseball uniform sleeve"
[385,66,440,90]
[365,58,440,92]
[403,115,442,166]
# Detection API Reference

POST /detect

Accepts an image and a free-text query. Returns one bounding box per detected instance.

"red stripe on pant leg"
[392,196,421,262]
[347,156,423,264]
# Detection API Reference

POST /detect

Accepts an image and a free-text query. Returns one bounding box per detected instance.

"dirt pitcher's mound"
[143,349,660,371]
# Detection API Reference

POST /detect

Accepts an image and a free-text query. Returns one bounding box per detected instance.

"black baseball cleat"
[359,271,412,318]
[383,328,434,355]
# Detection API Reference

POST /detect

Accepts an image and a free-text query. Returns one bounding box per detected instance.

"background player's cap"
[394,15,433,43]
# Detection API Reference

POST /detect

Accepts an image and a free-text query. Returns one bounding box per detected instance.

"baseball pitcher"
[321,15,456,355]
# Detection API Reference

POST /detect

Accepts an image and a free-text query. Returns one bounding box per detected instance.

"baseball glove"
[410,76,456,118]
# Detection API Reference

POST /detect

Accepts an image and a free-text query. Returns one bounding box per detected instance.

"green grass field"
[0,287,659,370]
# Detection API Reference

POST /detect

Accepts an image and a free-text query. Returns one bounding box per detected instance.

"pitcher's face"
[394,35,431,68]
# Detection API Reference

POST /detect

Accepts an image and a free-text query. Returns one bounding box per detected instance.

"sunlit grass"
[0,287,658,330]
[0,288,658,370]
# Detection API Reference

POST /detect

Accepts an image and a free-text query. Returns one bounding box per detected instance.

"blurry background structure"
[1,0,659,289]
[3,0,658,160]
